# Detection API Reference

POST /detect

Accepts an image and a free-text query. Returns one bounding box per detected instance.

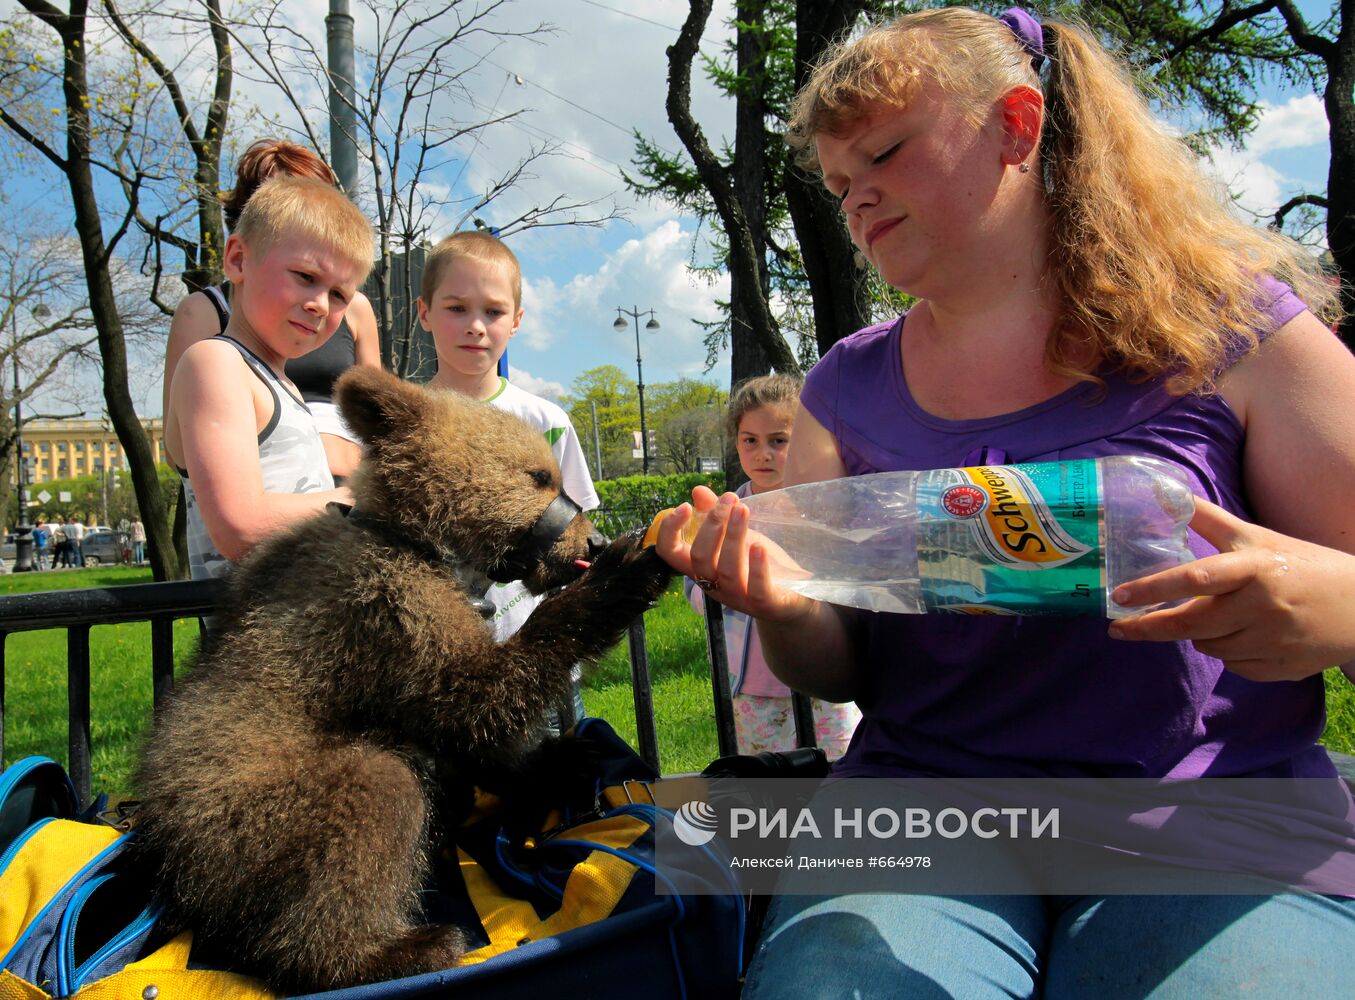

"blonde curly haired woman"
[657,8,1355,997]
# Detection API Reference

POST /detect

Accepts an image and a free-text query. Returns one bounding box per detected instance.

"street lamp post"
[11,302,49,572]
[613,306,660,474]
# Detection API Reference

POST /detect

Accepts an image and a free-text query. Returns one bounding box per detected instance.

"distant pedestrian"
[66,519,85,568]
[31,522,49,570]
[131,519,146,566]
[53,524,70,567]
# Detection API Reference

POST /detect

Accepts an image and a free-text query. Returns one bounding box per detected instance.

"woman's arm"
[656,405,866,701]
[348,291,382,369]
[1111,310,1355,681]
[162,291,223,468]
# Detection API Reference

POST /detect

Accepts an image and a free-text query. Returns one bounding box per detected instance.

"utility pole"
[327,0,359,198]
[589,399,604,481]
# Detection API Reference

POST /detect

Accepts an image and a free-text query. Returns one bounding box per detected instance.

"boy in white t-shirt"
[417,231,599,651]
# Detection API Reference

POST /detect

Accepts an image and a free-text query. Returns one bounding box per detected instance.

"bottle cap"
[642,508,676,548]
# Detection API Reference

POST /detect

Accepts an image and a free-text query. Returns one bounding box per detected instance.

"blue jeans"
[744,889,1355,998]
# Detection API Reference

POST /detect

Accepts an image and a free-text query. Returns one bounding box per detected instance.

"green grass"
[582,583,722,774]
[3,566,1354,795]
[0,564,153,596]
[1323,670,1355,755]
[1,565,200,794]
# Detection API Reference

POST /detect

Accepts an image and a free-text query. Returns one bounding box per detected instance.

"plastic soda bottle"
[645,455,1195,618]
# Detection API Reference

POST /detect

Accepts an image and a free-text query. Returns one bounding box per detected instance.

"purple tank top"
[802,278,1343,782]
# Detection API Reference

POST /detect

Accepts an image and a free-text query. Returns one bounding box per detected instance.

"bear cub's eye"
[529,469,552,488]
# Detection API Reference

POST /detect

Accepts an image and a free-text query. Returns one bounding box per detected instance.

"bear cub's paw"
[575,530,673,609]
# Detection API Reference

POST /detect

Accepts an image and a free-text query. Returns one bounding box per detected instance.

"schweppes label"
[955,465,1091,569]
[916,460,1105,616]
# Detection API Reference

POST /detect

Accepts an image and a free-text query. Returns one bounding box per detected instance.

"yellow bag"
[0,816,270,1000]
[0,722,744,1000]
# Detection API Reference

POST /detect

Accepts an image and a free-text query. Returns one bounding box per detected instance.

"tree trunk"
[724,1,775,489]
[1325,20,1355,348]
[53,4,178,579]
[0,416,13,532]
[183,1,231,293]
[668,0,799,377]
[731,0,773,388]
[786,0,874,356]
[172,480,189,571]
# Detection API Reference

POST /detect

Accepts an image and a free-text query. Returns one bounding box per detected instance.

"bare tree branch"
[1271,192,1331,229]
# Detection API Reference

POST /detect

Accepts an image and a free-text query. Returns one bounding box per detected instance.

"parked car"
[80,529,126,567]
[0,527,125,566]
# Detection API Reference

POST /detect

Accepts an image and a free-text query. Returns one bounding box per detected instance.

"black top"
[284,323,356,403]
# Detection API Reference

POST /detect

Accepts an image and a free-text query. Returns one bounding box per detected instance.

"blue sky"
[0,0,1339,414]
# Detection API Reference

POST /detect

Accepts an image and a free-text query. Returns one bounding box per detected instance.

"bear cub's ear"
[334,367,430,446]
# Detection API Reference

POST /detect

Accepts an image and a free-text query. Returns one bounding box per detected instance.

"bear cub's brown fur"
[135,368,672,993]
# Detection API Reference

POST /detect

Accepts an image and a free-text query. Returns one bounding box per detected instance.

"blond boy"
[166,176,372,579]
[417,231,598,640]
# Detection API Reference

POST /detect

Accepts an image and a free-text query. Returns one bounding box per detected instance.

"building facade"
[13,418,166,486]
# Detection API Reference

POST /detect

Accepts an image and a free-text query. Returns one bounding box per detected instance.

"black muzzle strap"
[487,493,583,584]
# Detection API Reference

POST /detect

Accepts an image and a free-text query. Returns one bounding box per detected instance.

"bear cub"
[134,367,673,993]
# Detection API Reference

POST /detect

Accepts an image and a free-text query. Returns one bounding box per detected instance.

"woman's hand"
[655,485,818,624]
[1108,497,1355,682]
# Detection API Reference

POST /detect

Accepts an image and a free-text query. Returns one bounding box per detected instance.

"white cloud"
[518,274,563,351]
[1203,95,1329,221]
[1248,94,1327,154]
[513,217,729,384]
[1205,145,1288,218]
[506,365,566,401]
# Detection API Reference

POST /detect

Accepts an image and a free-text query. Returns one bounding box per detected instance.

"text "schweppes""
[947,466,1091,570]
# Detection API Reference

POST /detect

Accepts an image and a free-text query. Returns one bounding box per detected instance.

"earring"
[1018,162,1031,174]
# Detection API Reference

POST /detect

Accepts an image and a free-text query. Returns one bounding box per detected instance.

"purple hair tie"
[999,7,1045,71]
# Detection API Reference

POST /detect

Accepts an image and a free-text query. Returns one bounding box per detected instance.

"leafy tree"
[0,0,212,579]
[565,371,727,478]
[561,365,640,480]
[27,464,179,528]
[654,407,723,474]
[1068,1,1352,338]
[646,377,726,474]
[629,0,884,390]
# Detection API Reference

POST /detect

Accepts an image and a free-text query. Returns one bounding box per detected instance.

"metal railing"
[0,579,223,803]
[0,578,815,805]
[6,578,1347,808]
